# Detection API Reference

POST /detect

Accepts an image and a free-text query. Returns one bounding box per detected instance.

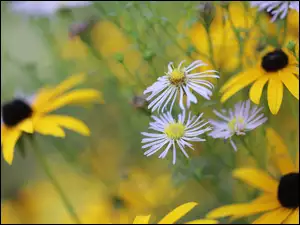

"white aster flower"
[208,100,267,151]
[141,111,211,164]
[144,60,219,112]
[250,1,299,22]
[289,1,299,11]
[10,1,92,17]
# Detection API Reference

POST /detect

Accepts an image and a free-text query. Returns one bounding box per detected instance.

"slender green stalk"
[32,140,82,224]
[239,137,264,168]
[205,26,218,69]
[226,8,244,71]
[282,17,288,46]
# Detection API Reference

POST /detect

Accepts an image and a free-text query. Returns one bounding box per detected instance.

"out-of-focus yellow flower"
[61,36,89,59]
[1,159,108,224]
[61,20,149,91]
[91,20,149,88]
[287,10,299,40]
[77,167,179,224]
[1,203,23,224]
[133,202,218,224]
[1,73,103,164]
[180,2,260,74]
[207,128,299,224]
[220,47,298,115]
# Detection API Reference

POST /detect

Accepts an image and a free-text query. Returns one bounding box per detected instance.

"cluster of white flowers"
[142,60,218,164]
[141,59,268,164]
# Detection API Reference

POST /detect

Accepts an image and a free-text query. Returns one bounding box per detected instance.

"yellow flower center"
[164,122,185,139]
[228,117,245,133]
[169,69,185,85]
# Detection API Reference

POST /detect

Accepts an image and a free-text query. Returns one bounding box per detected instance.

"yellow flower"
[207,128,299,224]
[220,47,299,115]
[134,202,218,224]
[77,167,179,224]
[185,2,259,73]
[1,73,103,164]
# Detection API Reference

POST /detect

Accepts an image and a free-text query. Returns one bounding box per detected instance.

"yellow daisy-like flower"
[1,73,103,165]
[207,128,299,224]
[220,47,299,115]
[185,2,259,73]
[134,202,218,224]
[77,167,179,224]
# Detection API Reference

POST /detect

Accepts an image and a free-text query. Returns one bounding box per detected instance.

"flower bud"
[114,53,124,64]
[69,17,97,41]
[143,49,156,61]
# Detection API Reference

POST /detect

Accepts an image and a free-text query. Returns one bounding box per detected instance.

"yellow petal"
[17,119,34,133]
[2,129,22,165]
[41,115,90,136]
[250,76,269,104]
[233,168,278,194]
[252,208,292,224]
[267,77,283,115]
[33,73,86,108]
[34,117,66,138]
[185,219,218,224]
[158,202,198,224]
[220,68,258,92]
[221,70,261,103]
[296,151,299,171]
[39,89,103,113]
[1,125,7,146]
[133,216,151,224]
[279,71,299,100]
[284,208,299,224]
[206,201,280,219]
[229,194,280,221]
[266,128,296,175]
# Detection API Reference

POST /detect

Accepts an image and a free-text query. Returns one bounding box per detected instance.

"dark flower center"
[112,196,127,209]
[2,99,33,127]
[277,173,299,209]
[261,49,289,72]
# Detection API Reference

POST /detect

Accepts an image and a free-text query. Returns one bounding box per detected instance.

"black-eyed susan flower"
[207,128,299,224]
[133,202,218,224]
[141,111,211,164]
[1,73,103,165]
[220,47,299,115]
[251,1,299,22]
[208,100,267,151]
[144,60,219,112]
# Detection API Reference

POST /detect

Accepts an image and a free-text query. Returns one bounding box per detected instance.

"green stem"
[282,17,288,47]
[32,140,82,224]
[226,8,244,70]
[238,137,263,168]
[205,26,217,69]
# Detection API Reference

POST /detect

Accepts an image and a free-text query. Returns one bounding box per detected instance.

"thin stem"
[31,139,81,224]
[282,17,288,46]
[238,137,263,168]
[226,8,244,71]
[205,26,217,69]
